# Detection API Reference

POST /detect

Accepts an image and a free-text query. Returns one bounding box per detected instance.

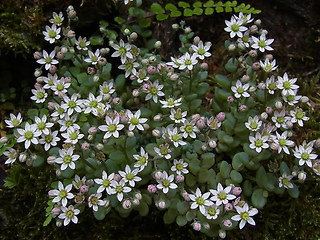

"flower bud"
[153,114,162,122]
[193,36,200,44]
[87,67,95,75]
[172,23,179,30]
[237,42,246,50]
[250,25,258,33]
[249,50,258,58]
[143,123,149,130]
[56,220,63,227]
[93,75,100,83]
[184,27,191,33]
[123,28,130,35]
[175,175,184,183]
[158,200,166,209]
[61,47,68,53]
[258,82,266,90]
[200,62,208,70]
[270,142,279,151]
[67,30,75,38]
[228,44,236,51]
[100,48,110,55]
[154,41,162,49]
[298,171,307,181]
[261,29,268,35]
[225,203,233,211]
[227,95,234,103]
[34,69,42,77]
[134,192,142,200]
[152,129,161,137]
[0,136,8,143]
[49,65,57,74]
[19,152,27,163]
[68,10,77,19]
[287,130,293,137]
[201,144,208,151]
[122,199,132,209]
[170,73,179,81]
[113,173,121,182]
[202,222,210,230]
[266,106,273,114]
[147,65,156,74]
[252,62,260,70]
[87,134,94,141]
[193,222,201,231]
[196,118,206,129]
[275,101,283,109]
[223,219,232,228]
[56,169,61,176]
[47,156,56,165]
[33,51,42,59]
[300,96,309,103]
[260,112,268,120]
[315,139,320,148]
[154,171,163,180]
[132,198,140,206]
[98,57,107,66]
[51,207,61,216]
[96,143,104,150]
[127,131,134,137]
[149,56,156,63]
[208,140,217,148]
[217,112,226,122]
[80,185,88,193]
[141,59,149,66]
[239,105,247,112]
[255,19,261,25]
[232,187,242,196]
[286,121,293,129]
[112,97,120,105]
[147,184,157,193]
[219,229,227,239]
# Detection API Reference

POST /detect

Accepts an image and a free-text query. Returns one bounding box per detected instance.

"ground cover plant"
[1,1,320,239]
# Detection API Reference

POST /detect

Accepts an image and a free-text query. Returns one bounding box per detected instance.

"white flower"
[189,188,212,215]
[49,181,74,207]
[272,131,295,154]
[88,193,106,212]
[294,143,317,167]
[36,50,59,70]
[207,116,222,130]
[85,49,101,65]
[43,73,58,89]
[169,108,187,124]
[283,90,301,106]
[265,76,278,94]
[98,115,124,139]
[16,123,41,149]
[75,36,90,51]
[99,81,115,96]
[249,132,269,153]
[167,127,186,147]
[31,88,47,103]
[210,183,236,206]
[95,171,116,194]
[5,113,22,128]
[124,0,134,4]
[231,80,250,98]
[72,175,87,190]
[58,115,80,132]
[290,109,309,127]
[260,58,278,72]
[51,104,66,119]
[83,93,103,115]
[271,109,290,129]
[231,203,258,229]
[55,147,80,170]
[166,56,181,69]
[118,60,139,78]
[61,94,83,115]
[3,147,18,164]
[144,80,165,103]
[191,41,212,60]
[245,115,262,132]
[180,120,199,138]
[127,109,148,131]
[111,39,133,64]
[58,205,80,226]
[43,24,61,44]
[51,77,71,96]
[61,127,84,144]
[135,69,149,84]
[156,171,177,194]
[251,34,274,52]
[49,12,64,26]
[159,97,182,108]
[171,159,189,175]
[119,165,142,187]
[278,172,294,189]
[224,16,248,38]
[204,204,220,220]
[133,147,149,171]
[234,12,254,24]
[277,73,299,96]
[177,52,198,70]
[154,143,171,159]
[111,179,132,202]
[34,115,53,134]
[39,130,60,151]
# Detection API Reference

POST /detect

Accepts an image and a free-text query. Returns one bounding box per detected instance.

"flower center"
[172,134,181,142]
[107,124,117,133]
[137,156,146,165]
[167,98,175,106]
[45,57,52,64]
[11,119,20,126]
[217,191,227,200]
[237,87,244,94]
[36,91,45,99]
[130,117,139,126]
[255,139,263,147]
[102,179,110,188]
[240,211,250,221]
[69,132,78,140]
[63,155,72,164]
[65,120,73,127]
[59,190,67,199]
[56,83,64,91]
[159,146,168,155]
[195,197,204,206]
[250,122,258,129]
[57,107,65,115]
[9,151,17,159]
[208,207,217,216]
[197,48,205,55]
[103,87,110,94]
[79,40,87,48]
[185,59,192,65]
[176,163,183,171]
[68,100,76,109]
[89,100,98,108]
[231,23,240,32]
[126,173,134,181]
[125,62,133,70]
[281,177,290,187]
[37,122,46,130]
[91,55,98,62]
[287,95,295,102]
[149,86,158,95]
[283,81,292,90]
[115,185,123,193]
[162,179,170,188]
[45,135,53,143]
[174,112,182,120]
[276,116,284,124]
[185,124,193,133]
[301,152,310,161]
[258,40,266,48]
[66,209,74,219]
[90,196,99,205]
[278,139,287,147]
[24,131,34,140]
[268,82,277,90]
[118,46,127,55]
[295,111,304,120]
[48,30,56,38]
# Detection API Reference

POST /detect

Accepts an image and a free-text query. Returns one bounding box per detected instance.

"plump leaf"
[151,3,165,14]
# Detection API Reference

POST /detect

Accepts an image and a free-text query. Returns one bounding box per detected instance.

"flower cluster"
[1,6,319,239]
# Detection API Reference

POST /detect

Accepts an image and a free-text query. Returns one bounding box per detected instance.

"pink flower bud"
[241,74,250,83]
[81,142,90,150]
[266,54,273,61]
[132,198,140,206]
[175,175,184,183]
[34,82,42,89]
[223,219,232,227]
[68,10,77,19]
[87,67,95,75]
[112,97,120,105]
[232,187,242,196]
[158,200,166,209]
[200,62,208,70]
[33,51,42,59]
[208,140,217,148]
[98,57,107,66]
[258,82,266,89]
[134,192,142,200]
[249,50,257,58]
[47,156,56,165]
[67,30,75,38]
[227,96,234,102]
[193,222,201,231]
[225,203,233,211]
[49,65,57,74]
[88,127,97,134]
[113,173,121,182]
[250,25,258,33]
[57,51,64,60]
[152,129,161,137]
[142,83,150,92]
[196,118,206,129]
[48,102,57,110]
[130,74,136,81]
[147,184,157,193]
[252,62,260,70]
[193,36,200,44]
[51,207,61,216]
[80,185,88,193]
[266,106,273,114]
[147,66,156,74]
[182,192,191,201]
[122,199,132,209]
[154,171,163,180]
[216,112,225,122]
[239,105,247,112]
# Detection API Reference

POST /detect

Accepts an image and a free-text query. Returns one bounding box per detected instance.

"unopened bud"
[122,199,132,209]
[184,27,191,33]
[193,222,201,231]
[153,114,162,121]
[0,136,8,143]
[147,184,157,193]
[132,198,140,206]
[47,156,56,165]
[154,41,162,49]
[249,50,258,58]
[152,129,161,137]
[93,75,100,82]
[127,131,134,137]
[219,229,227,239]
[34,69,42,77]
[254,19,261,25]
[266,106,273,114]
[19,152,27,163]
[300,96,309,103]
[200,62,208,70]
[154,171,163,180]
[260,112,268,120]
[172,23,179,30]
[298,171,307,181]
[175,175,184,183]
[96,143,104,150]
[209,140,217,148]
[158,200,166,209]
[33,51,42,59]
[275,101,283,109]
